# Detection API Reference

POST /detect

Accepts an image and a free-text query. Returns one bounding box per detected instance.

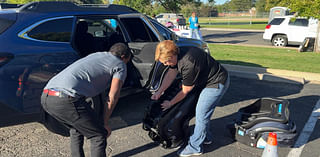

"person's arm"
[195,17,199,27]
[161,57,199,110]
[151,68,178,100]
[161,84,194,110]
[104,78,123,137]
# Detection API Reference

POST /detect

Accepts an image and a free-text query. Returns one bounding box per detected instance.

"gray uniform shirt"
[44,52,127,97]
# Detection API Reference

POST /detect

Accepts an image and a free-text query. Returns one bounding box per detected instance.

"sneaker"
[172,142,184,150]
[203,139,212,145]
[178,146,203,157]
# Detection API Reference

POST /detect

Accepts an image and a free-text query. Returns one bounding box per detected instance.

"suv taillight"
[265,25,271,29]
[0,53,14,67]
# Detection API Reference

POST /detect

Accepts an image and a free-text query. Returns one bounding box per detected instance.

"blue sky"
[215,0,228,5]
[201,0,228,5]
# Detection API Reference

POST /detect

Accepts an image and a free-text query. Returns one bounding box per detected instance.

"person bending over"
[151,40,229,156]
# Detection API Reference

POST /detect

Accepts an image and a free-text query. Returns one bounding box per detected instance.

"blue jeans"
[187,77,230,153]
[190,28,201,40]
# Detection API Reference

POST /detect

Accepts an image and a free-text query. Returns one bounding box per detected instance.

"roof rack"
[19,1,138,13]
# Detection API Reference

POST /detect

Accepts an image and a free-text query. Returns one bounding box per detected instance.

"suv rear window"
[269,18,285,25]
[28,18,73,42]
[0,18,15,34]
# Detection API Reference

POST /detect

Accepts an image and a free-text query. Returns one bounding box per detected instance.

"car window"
[289,19,309,27]
[74,17,125,54]
[151,19,171,40]
[85,19,116,37]
[120,18,158,42]
[156,15,163,18]
[269,18,285,25]
[28,18,73,42]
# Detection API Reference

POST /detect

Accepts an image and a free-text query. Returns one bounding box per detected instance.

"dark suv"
[0,1,210,126]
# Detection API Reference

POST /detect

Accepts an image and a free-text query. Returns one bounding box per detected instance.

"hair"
[155,40,179,61]
[109,43,131,58]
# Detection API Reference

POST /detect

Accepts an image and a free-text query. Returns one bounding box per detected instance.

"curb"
[223,64,320,85]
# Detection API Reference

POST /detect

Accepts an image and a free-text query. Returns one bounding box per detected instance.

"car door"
[118,14,164,87]
[288,18,310,43]
[15,16,79,114]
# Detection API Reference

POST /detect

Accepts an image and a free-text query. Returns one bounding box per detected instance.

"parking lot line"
[287,99,320,157]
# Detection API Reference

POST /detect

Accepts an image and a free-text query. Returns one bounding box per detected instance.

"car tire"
[272,35,288,47]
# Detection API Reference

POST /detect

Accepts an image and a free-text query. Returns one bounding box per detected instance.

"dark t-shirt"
[176,47,228,89]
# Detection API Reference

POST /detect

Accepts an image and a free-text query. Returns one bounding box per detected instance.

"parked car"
[0,1,210,126]
[263,16,318,47]
[155,13,186,27]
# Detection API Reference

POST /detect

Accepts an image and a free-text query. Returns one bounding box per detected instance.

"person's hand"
[161,100,172,111]
[104,124,112,138]
[151,91,162,100]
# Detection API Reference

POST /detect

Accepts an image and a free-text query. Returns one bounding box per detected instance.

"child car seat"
[237,97,290,128]
[231,97,297,148]
[142,61,200,149]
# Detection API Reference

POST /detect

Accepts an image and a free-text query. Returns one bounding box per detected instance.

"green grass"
[201,24,267,30]
[209,44,320,74]
[198,17,268,30]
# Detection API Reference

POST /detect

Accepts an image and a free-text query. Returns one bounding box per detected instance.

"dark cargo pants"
[41,92,108,157]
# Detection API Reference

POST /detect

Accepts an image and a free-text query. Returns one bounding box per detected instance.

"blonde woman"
[152,40,229,156]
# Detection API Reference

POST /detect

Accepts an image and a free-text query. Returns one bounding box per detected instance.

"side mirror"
[170,32,178,41]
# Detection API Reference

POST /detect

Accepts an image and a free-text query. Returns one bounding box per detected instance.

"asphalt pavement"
[0,28,319,157]
[0,67,319,157]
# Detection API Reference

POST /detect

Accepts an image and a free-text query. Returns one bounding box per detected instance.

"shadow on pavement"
[219,60,264,68]
[206,40,248,44]
[110,91,151,130]
[287,95,320,147]
[174,76,306,155]
[204,31,258,39]
[221,76,304,107]
[108,74,307,156]
[113,142,159,157]
[2,59,316,156]
[0,105,39,127]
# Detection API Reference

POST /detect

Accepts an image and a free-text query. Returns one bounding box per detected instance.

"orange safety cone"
[261,132,278,157]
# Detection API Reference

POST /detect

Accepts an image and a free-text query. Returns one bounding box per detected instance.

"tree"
[279,0,320,52]
[229,0,252,12]
[6,0,103,4]
[154,0,202,13]
[255,0,267,17]
[265,0,282,10]
[196,3,216,17]
[113,0,152,14]
[156,0,184,13]
[255,0,266,12]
